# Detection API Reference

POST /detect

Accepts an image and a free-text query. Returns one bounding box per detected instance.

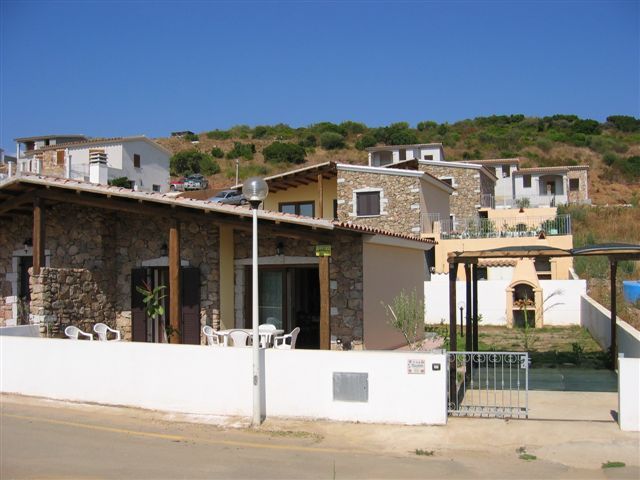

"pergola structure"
[446,243,640,394]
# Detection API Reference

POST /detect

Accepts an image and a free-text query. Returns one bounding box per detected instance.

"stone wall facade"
[336,170,421,236]
[567,169,589,204]
[29,267,116,337]
[0,203,220,341]
[233,229,364,349]
[419,164,492,220]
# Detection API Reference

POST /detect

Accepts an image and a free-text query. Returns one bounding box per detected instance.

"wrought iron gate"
[447,352,529,419]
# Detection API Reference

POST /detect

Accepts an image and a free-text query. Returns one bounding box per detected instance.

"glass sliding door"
[259,270,285,329]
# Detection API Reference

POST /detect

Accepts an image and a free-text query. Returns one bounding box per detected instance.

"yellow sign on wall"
[315,245,332,257]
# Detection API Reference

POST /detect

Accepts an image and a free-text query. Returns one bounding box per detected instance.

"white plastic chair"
[274,327,300,350]
[65,325,93,341]
[202,325,222,346]
[228,329,249,347]
[258,323,277,348]
[93,323,121,341]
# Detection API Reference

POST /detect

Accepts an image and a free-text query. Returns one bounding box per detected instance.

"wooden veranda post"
[317,173,324,219]
[610,259,617,369]
[169,219,182,344]
[32,197,45,275]
[319,255,330,350]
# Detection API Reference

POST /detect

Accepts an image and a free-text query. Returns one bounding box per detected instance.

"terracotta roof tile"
[333,221,437,244]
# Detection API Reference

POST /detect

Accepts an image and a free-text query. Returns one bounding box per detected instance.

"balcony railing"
[480,194,495,209]
[493,194,569,209]
[436,214,571,239]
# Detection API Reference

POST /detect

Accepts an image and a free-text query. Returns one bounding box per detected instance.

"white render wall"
[618,357,640,431]
[0,337,447,425]
[121,141,170,192]
[425,278,586,325]
[580,294,640,358]
[67,141,169,192]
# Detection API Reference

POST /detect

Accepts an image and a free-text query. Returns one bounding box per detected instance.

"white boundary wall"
[618,357,640,431]
[580,294,640,359]
[0,337,447,425]
[425,279,586,326]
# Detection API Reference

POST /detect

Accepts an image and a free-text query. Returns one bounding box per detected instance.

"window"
[356,191,380,216]
[440,178,453,186]
[569,178,579,191]
[279,201,315,217]
[152,184,160,192]
[502,165,510,177]
[56,150,65,166]
[423,154,434,160]
[399,149,407,161]
[523,174,531,188]
[534,258,552,280]
[133,154,141,168]
[477,267,488,280]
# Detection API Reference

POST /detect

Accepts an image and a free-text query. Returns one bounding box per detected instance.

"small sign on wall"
[315,245,332,257]
[407,359,425,374]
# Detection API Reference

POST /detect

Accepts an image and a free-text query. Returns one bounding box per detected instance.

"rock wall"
[29,267,116,337]
[336,170,421,236]
[0,203,220,341]
[568,169,589,203]
[419,164,483,220]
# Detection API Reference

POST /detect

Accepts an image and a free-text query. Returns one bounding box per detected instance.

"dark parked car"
[208,189,247,205]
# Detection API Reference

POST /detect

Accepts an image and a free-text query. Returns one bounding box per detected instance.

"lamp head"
[457,301,465,310]
[242,177,268,208]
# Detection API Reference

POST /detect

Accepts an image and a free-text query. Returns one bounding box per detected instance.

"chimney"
[89,149,108,184]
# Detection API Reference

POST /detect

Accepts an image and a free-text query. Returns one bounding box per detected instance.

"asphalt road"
[1,395,637,479]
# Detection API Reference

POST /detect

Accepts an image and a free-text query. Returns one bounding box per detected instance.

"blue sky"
[1,1,638,151]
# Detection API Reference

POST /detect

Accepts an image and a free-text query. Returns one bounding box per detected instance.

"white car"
[209,190,247,205]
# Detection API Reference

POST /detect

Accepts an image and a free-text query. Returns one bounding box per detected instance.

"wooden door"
[131,268,147,342]
[181,267,201,344]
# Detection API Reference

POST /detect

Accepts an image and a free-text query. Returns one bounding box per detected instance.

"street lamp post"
[458,301,465,338]
[242,177,269,426]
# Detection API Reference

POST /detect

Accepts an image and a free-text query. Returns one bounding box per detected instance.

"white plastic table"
[216,328,284,347]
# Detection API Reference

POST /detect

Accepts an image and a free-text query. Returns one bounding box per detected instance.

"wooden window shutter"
[181,267,201,345]
[357,192,380,216]
[131,268,147,342]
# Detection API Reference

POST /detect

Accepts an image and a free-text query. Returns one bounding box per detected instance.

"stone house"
[512,165,590,206]
[0,174,435,351]
[255,161,454,238]
[13,135,171,193]
[417,159,497,224]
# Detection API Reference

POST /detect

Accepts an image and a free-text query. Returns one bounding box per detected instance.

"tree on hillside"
[170,150,219,176]
[263,142,306,164]
[606,115,640,132]
[320,132,346,150]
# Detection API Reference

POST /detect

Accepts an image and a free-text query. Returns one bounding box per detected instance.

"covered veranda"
[446,243,640,372]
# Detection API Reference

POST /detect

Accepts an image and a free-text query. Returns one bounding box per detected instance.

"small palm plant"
[136,281,175,343]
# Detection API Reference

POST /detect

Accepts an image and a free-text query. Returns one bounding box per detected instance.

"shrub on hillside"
[210,147,224,158]
[603,152,618,166]
[263,142,306,164]
[320,131,346,150]
[201,156,221,175]
[311,122,347,136]
[606,115,640,132]
[226,142,256,160]
[339,121,367,134]
[417,121,438,131]
[355,134,377,150]
[299,134,317,148]
[206,129,232,140]
[183,132,199,142]
[225,163,268,179]
[108,177,132,188]
[170,150,212,176]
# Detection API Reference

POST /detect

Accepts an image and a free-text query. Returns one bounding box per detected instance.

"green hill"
[157,114,640,206]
